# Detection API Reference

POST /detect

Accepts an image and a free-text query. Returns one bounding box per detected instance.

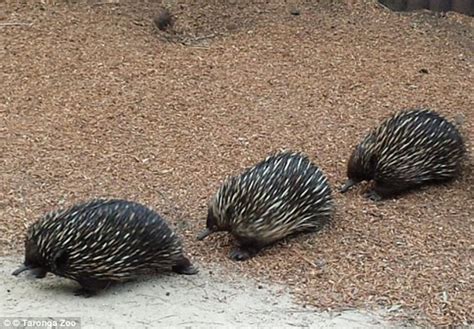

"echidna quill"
[12,199,198,296]
[197,151,333,261]
[340,108,466,201]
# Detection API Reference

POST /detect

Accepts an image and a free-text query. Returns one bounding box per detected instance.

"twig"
[180,276,206,289]
[187,45,211,49]
[293,249,320,269]
[156,314,177,321]
[285,309,318,313]
[0,22,33,27]
[177,321,225,326]
[185,33,217,43]
[92,1,120,6]
[192,33,217,41]
[178,33,219,46]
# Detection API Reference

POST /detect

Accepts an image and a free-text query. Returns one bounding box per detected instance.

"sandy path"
[0,256,397,329]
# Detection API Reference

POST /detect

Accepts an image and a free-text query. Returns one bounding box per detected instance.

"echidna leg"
[172,256,199,275]
[366,181,407,201]
[229,239,263,261]
[363,189,383,202]
[74,278,113,297]
[228,247,254,261]
[227,235,265,261]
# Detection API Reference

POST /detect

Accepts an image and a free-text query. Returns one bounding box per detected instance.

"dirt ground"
[1,0,473,327]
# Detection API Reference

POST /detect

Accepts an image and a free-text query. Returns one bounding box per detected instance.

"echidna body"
[197,151,333,261]
[13,199,198,295]
[340,109,466,200]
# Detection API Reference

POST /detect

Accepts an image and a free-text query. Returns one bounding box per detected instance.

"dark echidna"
[197,151,333,261]
[340,108,466,200]
[12,199,198,296]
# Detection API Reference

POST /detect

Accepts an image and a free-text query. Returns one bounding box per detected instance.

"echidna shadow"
[197,151,334,261]
[20,271,167,297]
[12,199,198,297]
[340,109,467,201]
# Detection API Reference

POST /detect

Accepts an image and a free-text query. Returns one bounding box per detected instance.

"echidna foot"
[75,278,112,297]
[73,288,96,298]
[229,247,255,261]
[363,190,383,202]
[172,257,199,275]
[172,264,199,275]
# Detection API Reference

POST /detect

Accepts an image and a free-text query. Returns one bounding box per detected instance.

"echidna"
[197,151,333,261]
[340,108,466,200]
[12,199,198,296]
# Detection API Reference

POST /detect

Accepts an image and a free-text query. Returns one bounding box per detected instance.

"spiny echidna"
[12,199,198,296]
[197,151,333,261]
[340,108,466,201]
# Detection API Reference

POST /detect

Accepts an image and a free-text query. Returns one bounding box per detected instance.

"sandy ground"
[0,256,400,329]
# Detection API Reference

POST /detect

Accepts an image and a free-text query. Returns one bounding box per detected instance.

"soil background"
[1,0,473,327]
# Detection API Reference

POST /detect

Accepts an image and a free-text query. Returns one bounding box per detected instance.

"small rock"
[165,292,170,296]
[315,259,326,269]
[388,304,402,312]
[290,8,301,16]
[257,285,263,289]
[419,68,429,74]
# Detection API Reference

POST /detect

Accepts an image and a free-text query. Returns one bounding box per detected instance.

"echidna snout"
[12,240,48,278]
[196,209,219,240]
[12,265,47,279]
[340,159,361,193]
[12,264,32,276]
[340,141,377,194]
[196,228,212,240]
[340,179,356,193]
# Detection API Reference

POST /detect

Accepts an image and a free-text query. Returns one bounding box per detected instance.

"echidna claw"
[172,264,199,275]
[363,190,382,202]
[73,288,95,298]
[229,248,252,261]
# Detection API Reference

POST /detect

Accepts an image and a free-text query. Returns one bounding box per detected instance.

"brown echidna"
[12,199,198,296]
[340,108,466,200]
[197,151,333,261]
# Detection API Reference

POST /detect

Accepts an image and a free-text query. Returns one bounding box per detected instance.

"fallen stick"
[293,249,321,269]
[0,22,33,27]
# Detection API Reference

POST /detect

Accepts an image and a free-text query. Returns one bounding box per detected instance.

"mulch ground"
[1,0,473,326]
